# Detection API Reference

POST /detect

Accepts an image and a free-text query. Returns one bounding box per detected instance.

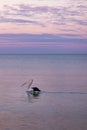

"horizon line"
[0,53,87,55]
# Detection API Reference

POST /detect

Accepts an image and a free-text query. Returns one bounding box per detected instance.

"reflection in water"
[26,91,40,103]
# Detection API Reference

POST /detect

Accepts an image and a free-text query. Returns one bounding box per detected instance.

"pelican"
[21,79,41,95]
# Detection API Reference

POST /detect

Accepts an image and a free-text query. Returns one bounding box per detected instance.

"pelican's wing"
[28,79,33,89]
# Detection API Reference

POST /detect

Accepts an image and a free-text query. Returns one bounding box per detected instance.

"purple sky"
[0,0,87,54]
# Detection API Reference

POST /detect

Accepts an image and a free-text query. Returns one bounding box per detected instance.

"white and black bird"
[21,79,41,96]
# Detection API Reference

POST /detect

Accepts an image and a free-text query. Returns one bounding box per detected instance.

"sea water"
[0,54,87,130]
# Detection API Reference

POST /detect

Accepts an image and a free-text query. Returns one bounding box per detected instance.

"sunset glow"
[0,0,87,53]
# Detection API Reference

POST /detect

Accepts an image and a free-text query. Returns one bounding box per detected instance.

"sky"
[0,0,87,54]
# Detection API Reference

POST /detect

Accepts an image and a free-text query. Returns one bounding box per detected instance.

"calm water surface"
[0,54,87,130]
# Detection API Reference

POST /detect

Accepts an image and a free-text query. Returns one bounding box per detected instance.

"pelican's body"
[32,87,40,92]
[31,87,41,95]
[26,87,41,96]
[21,79,41,96]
